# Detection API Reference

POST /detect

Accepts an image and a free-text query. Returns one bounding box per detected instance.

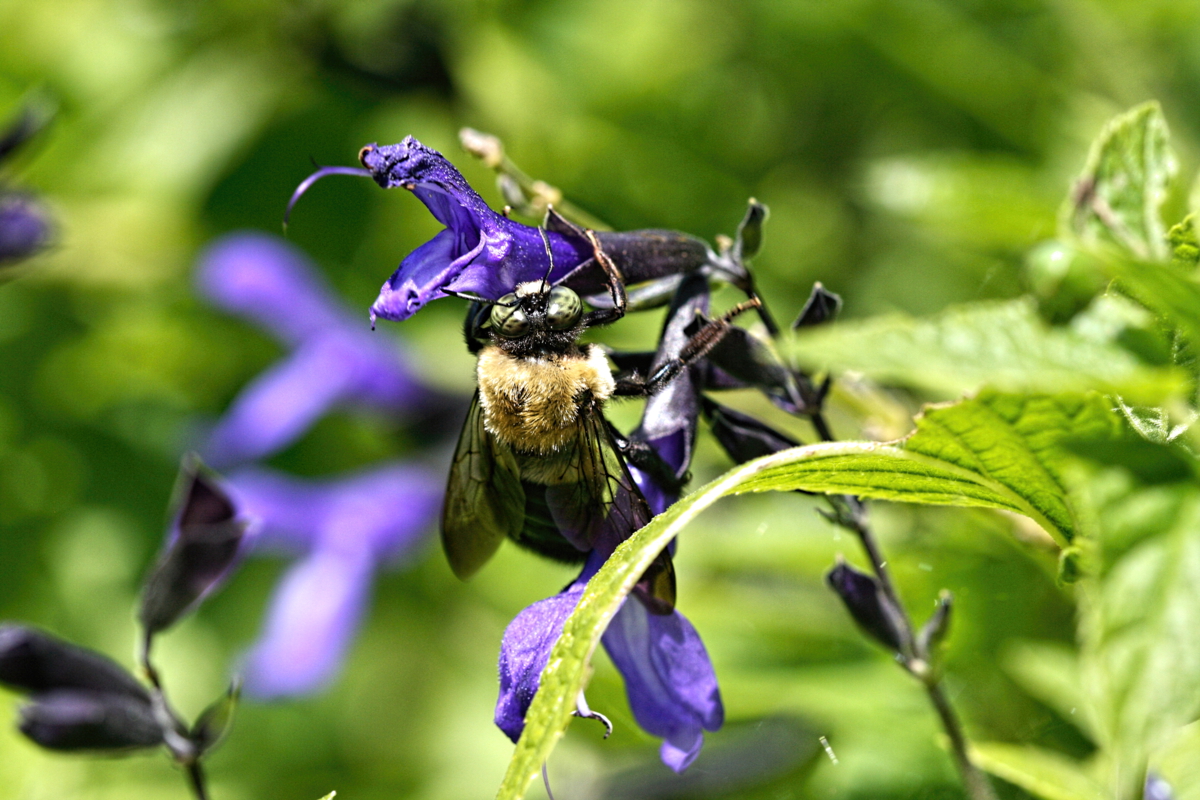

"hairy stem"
[811,403,997,800]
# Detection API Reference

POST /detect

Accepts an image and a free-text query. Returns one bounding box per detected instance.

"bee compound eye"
[490,298,529,338]
[546,287,582,330]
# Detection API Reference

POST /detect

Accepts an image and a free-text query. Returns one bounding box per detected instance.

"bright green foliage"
[500,99,1200,799]
[1065,101,1176,261]
[1110,258,1200,347]
[970,742,1105,800]
[1168,214,1200,270]
[786,298,1182,402]
[1079,476,1200,799]
[497,390,1121,798]
[737,392,1119,546]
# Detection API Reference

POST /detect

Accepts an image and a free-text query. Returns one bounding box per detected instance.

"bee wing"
[544,406,676,614]
[442,391,524,579]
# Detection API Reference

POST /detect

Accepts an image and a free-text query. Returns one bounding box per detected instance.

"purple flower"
[359,137,594,323]
[0,193,50,264]
[196,232,433,468]
[226,463,440,697]
[494,545,723,773]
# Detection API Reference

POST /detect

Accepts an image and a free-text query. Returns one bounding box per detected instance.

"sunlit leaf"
[1110,258,1200,349]
[1066,101,1176,261]
[971,742,1104,800]
[1079,477,1200,799]
[1168,214,1199,270]
[785,299,1182,402]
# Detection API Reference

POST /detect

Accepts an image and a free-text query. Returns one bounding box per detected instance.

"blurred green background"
[0,0,1194,797]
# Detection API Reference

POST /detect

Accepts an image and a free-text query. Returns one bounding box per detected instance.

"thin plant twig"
[810,408,998,800]
[459,128,610,230]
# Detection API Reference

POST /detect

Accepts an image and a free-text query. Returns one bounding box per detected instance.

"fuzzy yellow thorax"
[476,344,615,455]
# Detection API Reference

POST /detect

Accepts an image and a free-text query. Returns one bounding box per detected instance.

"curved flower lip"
[361,137,593,323]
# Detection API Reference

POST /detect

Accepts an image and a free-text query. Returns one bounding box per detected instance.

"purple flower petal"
[242,548,374,698]
[224,467,327,554]
[203,338,358,469]
[0,193,50,263]
[601,598,723,773]
[361,137,593,322]
[199,233,432,467]
[197,233,346,347]
[494,553,604,742]
[494,581,586,742]
[227,463,439,559]
[317,463,441,560]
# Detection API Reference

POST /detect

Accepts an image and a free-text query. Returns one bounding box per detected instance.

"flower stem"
[811,404,997,800]
[187,762,211,800]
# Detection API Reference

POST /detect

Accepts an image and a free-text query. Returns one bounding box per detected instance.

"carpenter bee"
[442,229,756,614]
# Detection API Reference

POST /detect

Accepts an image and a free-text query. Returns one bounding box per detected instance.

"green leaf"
[1002,641,1097,742]
[785,298,1182,402]
[495,392,1116,798]
[1066,101,1176,261]
[1110,257,1200,348]
[738,391,1119,546]
[1168,213,1200,270]
[1079,479,1200,799]
[971,742,1104,800]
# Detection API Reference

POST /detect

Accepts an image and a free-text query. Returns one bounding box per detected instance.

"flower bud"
[791,283,842,328]
[139,456,245,636]
[734,199,768,261]
[915,591,952,658]
[18,690,162,752]
[701,397,799,464]
[190,680,240,755]
[0,625,149,702]
[826,560,908,653]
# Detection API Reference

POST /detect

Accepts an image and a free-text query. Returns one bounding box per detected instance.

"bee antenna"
[538,227,555,291]
[284,164,372,232]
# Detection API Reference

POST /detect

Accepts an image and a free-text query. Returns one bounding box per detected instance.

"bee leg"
[614,297,763,398]
[608,424,689,494]
[580,229,629,329]
[573,691,613,739]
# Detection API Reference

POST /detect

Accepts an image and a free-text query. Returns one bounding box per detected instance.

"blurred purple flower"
[193,233,448,698]
[359,137,593,323]
[0,193,50,264]
[227,463,440,697]
[196,232,434,469]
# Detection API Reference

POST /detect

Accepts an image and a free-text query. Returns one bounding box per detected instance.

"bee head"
[489,281,583,340]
